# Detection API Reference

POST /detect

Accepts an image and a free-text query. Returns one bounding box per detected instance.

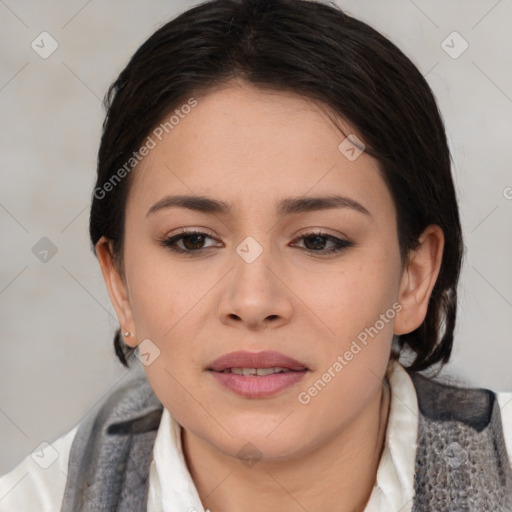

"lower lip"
[209,370,308,398]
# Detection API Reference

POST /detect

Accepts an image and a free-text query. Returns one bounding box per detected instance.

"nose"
[217,237,294,330]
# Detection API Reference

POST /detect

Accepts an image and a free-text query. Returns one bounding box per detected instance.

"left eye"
[291,231,354,254]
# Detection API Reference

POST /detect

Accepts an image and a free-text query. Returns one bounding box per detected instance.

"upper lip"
[207,350,308,371]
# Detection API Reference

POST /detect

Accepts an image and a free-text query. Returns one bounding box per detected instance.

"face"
[102,81,410,461]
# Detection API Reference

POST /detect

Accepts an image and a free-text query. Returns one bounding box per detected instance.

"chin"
[212,423,310,461]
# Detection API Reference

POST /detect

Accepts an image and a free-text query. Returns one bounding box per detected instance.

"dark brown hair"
[89,0,464,373]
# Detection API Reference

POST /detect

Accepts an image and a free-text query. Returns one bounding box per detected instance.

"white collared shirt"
[1,360,511,511]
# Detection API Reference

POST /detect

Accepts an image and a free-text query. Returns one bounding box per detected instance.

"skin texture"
[96,80,444,512]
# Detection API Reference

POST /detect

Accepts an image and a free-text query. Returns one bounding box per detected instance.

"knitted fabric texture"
[60,375,162,512]
[408,371,512,511]
[60,371,512,511]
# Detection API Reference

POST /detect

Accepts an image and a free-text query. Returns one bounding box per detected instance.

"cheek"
[124,240,197,336]
[296,256,399,429]
[124,249,210,382]
[293,245,401,349]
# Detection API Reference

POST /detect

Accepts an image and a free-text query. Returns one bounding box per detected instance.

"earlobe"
[95,237,137,347]
[394,225,444,336]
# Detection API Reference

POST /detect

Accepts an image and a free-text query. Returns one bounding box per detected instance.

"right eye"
[159,230,221,254]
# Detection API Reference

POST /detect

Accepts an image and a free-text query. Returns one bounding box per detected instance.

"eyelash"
[158,229,354,256]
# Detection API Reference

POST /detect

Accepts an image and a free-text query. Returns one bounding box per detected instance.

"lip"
[207,350,308,372]
[210,370,308,398]
[207,350,309,399]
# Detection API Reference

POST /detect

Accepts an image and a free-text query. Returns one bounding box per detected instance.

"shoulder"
[497,391,512,465]
[406,369,496,430]
[406,368,512,450]
[60,374,163,511]
[78,373,163,437]
[404,368,512,507]
[0,374,161,512]
[0,424,78,511]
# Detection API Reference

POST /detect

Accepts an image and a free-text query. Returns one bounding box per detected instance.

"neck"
[182,376,391,512]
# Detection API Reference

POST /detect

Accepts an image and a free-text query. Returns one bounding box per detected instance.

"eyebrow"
[146,194,371,218]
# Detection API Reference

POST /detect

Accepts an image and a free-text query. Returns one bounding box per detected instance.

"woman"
[1,0,511,510]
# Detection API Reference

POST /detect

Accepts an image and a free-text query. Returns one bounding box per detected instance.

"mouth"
[207,350,309,398]
[214,367,304,375]
[207,350,309,372]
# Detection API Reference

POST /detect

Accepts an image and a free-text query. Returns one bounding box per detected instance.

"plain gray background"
[1,0,511,475]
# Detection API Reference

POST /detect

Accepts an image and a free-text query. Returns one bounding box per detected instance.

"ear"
[394,224,445,335]
[96,236,138,348]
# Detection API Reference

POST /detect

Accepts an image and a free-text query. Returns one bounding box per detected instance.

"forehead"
[126,82,392,220]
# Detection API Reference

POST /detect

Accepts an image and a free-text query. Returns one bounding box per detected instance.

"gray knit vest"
[60,370,512,511]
